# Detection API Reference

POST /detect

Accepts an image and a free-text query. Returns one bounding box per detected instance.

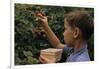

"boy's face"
[63,20,75,46]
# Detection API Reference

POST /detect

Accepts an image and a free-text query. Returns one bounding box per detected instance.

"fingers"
[36,13,44,19]
[34,11,46,19]
[39,55,47,64]
[35,13,47,22]
[37,17,45,24]
[39,55,56,64]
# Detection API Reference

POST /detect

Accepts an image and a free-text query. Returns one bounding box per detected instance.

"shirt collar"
[73,43,87,53]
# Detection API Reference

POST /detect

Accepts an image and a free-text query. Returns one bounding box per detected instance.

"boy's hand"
[39,55,56,64]
[34,12,49,27]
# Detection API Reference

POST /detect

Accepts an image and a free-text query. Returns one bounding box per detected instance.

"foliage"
[15,3,94,65]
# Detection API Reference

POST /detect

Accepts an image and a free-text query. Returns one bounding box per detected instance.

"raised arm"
[35,12,65,49]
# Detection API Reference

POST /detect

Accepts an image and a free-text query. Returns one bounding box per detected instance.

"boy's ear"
[73,27,80,38]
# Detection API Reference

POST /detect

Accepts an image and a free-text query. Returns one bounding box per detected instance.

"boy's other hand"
[39,55,56,64]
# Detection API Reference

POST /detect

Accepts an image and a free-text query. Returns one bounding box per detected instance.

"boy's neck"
[73,39,87,51]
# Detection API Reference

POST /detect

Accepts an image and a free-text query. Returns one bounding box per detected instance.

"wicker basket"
[40,48,63,62]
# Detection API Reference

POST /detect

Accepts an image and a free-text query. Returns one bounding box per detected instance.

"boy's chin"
[65,42,72,47]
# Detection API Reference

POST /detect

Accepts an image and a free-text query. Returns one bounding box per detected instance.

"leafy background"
[15,3,94,65]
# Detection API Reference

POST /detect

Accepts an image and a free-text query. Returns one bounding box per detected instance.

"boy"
[35,10,94,63]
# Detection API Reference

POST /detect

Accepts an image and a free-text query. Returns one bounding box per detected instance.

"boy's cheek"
[63,37,67,44]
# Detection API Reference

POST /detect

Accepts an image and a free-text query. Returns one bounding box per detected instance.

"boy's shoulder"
[76,50,90,61]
